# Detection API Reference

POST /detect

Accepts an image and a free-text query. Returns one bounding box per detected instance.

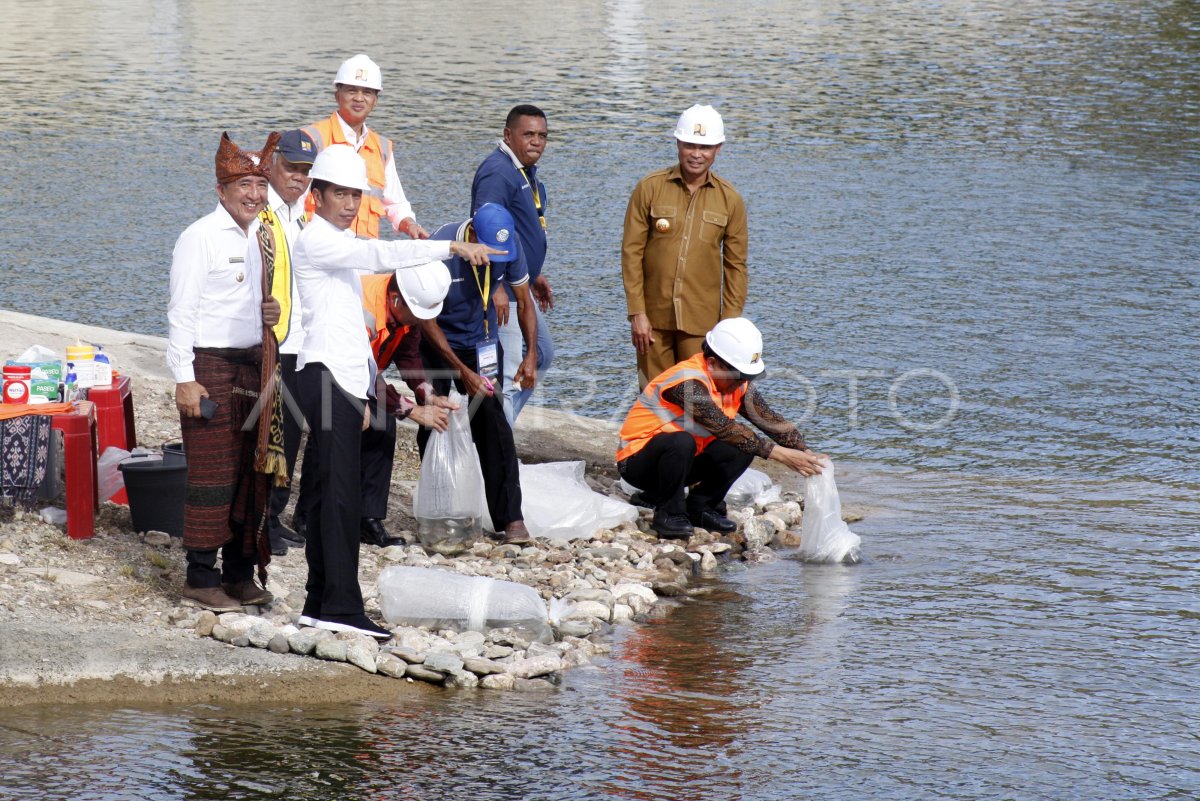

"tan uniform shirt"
[621,165,748,336]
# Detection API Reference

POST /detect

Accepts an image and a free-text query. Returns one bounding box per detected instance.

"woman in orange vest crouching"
[616,318,827,540]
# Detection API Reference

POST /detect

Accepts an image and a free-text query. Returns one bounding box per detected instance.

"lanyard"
[467,226,493,335]
[519,167,547,231]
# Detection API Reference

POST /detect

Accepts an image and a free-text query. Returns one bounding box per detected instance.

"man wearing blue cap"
[417,203,538,544]
[262,129,317,555]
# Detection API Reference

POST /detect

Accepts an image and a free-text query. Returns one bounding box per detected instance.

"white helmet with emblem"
[705,317,765,376]
[674,104,725,145]
[334,54,382,92]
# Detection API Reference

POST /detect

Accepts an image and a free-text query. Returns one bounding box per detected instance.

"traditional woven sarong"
[180,347,270,574]
[0,414,51,507]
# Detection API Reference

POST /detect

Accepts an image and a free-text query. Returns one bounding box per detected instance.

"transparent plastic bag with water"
[413,392,484,554]
[799,458,862,564]
[378,566,551,643]
[520,461,638,542]
[725,467,781,508]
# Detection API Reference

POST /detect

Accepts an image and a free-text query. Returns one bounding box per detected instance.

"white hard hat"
[334,53,382,92]
[395,260,452,320]
[309,145,370,191]
[674,104,725,145]
[705,317,765,376]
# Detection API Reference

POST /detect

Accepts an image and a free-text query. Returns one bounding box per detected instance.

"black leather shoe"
[627,492,655,509]
[269,530,289,556]
[271,515,305,545]
[689,508,737,533]
[651,509,694,540]
[360,517,404,548]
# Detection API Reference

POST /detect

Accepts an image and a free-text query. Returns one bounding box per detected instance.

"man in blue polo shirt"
[471,104,554,425]
[417,203,539,544]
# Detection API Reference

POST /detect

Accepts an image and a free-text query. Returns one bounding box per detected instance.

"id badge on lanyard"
[476,336,499,382]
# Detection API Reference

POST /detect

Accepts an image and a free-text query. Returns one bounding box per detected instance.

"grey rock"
[247,623,276,649]
[346,637,379,674]
[699,551,719,574]
[194,611,218,637]
[555,619,593,638]
[612,583,656,606]
[143,531,172,547]
[287,628,323,656]
[423,651,465,674]
[463,657,505,676]
[586,546,628,562]
[405,664,446,683]
[376,653,407,678]
[315,638,348,662]
[513,677,556,692]
[386,645,425,664]
[561,648,592,668]
[483,644,513,659]
[772,529,803,548]
[611,603,634,623]
[743,517,778,549]
[231,635,251,648]
[564,588,614,606]
[211,623,230,643]
[480,673,515,690]
[564,600,610,622]
[445,669,479,689]
[526,641,560,659]
[268,634,291,654]
[744,547,777,564]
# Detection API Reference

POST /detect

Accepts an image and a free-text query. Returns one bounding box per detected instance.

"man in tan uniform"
[621,104,748,389]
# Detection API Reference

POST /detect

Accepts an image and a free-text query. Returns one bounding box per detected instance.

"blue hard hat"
[472,203,520,263]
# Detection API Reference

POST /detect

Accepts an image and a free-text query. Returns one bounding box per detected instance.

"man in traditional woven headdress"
[167,131,283,613]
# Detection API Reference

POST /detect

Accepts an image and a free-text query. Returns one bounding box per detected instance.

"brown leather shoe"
[222,580,273,606]
[181,584,243,612]
[503,521,531,545]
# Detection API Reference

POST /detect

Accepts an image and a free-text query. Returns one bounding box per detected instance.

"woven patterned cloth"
[0,413,51,506]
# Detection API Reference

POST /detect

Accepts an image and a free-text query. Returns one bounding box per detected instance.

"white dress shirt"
[334,113,415,229]
[293,215,451,399]
[167,203,261,383]
[262,185,308,356]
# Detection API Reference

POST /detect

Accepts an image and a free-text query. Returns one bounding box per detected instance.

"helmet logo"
[693,123,706,136]
[355,68,368,81]
[751,353,760,363]
[496,228,510,243]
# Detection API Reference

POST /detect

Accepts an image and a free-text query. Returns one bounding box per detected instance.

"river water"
[1,0,1198,798]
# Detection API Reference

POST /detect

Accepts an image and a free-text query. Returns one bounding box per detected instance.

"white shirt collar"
[267,184,306,222]
[498,141,528,171]
[213,202,252,235]
[336,113,370,150]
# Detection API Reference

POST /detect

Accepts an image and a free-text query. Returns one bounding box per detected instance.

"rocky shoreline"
[0,309,859,705]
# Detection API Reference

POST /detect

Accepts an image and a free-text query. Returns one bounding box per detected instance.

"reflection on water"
[1,0,1198,798]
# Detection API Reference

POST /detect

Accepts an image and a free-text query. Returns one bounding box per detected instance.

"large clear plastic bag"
[799,458,862,564]
[413,391,484,554]
[520,461,637,542]
[378,566,551,643]
[726,467,782,508]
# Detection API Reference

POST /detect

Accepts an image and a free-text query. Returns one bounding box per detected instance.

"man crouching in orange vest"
[616,318,826,540]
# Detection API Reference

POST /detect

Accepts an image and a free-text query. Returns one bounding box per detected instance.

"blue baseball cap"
[277,129,317,165]
[472,203,520,263]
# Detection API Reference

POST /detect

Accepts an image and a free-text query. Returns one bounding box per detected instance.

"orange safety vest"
[361,273,411,367]
[302,112,394,239]
[616,353,748,462]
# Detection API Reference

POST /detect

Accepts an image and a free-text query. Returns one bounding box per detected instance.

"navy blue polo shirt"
[429,221,530,351]
[471,146,548,280]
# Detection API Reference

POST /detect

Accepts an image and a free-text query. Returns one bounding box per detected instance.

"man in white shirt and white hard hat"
[291,144,501,640]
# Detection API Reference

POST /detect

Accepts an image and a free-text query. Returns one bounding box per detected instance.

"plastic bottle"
[92,344,112,386]
[65,344,95,389]
[3,365,31,404]
[64,362,78,401]
[377,566,551,642]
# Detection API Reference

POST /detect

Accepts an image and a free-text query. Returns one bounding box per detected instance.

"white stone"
[611,603,634,623]
[315,638,348,662]
[612,583,656,606]
[480,673,515,690]
[247,623,276,648]
[565,600,610,622]
[19,567,101,587]
[504,653,563,679]
[0,553,21,566]
[376,653,406,678]
[423,651,465,674]
[700,551,719,574]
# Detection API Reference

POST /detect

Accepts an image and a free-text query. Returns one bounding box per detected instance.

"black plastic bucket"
[119,459,187,537]
[162,441,186,467]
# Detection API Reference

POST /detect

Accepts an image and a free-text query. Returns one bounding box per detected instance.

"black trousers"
[417,340,523,530]
[293,376,395,524]
[186,544,254,588]
[619,431,753,515]
[296,362,366,618]
[269,354,306,527]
